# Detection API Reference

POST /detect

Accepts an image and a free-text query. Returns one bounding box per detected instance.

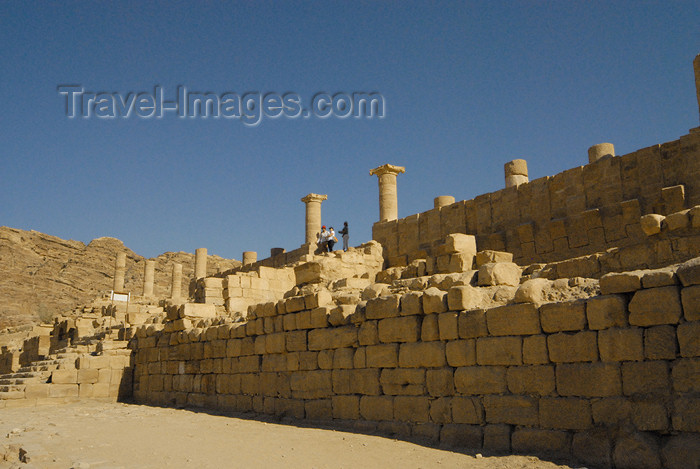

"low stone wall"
[131,260,700,468]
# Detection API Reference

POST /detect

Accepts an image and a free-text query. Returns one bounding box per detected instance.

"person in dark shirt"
[339,221,349,251]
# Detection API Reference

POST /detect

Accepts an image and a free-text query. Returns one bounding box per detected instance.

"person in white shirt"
[327,227,336,252]
[317,226,329,252]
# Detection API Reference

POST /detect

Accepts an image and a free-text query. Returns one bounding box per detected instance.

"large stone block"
[539,397,592,430]
[483,424,511,453]
[514,278,551,305]
[400,291,423,316]
[304,290,333,310]
[628,286,682,326]
[380,368,424,395]
[360,395,393,421]
[447,286,485,311]
[483,395,538,425]
[365,294,401,319]
[422,287,448,314]
[682,285,700,321]
[672,397,700,432]
[556,363,622,397]
[477,262,521,286]
[506,365,555,395]
[644,325,678,360]
[511,428,570,460]
[180,303,216,318]
[454,366,506,395]
[672,358,700,392]
[426,368,454,397]
[523,335,549,364]
[452,396,484,424]
[599,271,643,295]
[440,424,483,449]
[289,370,332,399]
[458,309,488,338]
[677,257,700,286]
[307,326,358,350]
[661,434,700,469]
[598,327,643,362]
[365,344,398,368]
[613,432,661,469]
[571,429,613,469]
[443,233,477,255]
[398,342,446,368]
[486,303,540,336]
[476,336,522,365]
[539,300,586,333]
[445,339,476,367]
[587,295,628,330]
[421,314,439,341]
[377,316,420,343]
[51,369,77,384]
[332,395,359,420]
[547,331,598,363]
[678,321,700,357]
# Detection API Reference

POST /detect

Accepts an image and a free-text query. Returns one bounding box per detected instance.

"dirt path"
[0,401,579,469]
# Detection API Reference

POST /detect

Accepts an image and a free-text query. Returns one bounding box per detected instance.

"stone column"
[271,247,286,257]
[194,248,207,279]
[694,54,700,125]
[171,263,182,299]
[588,143,615,163]
[434,196,455,209]
[143,260,155,297]
[504,159,529,187]
[113,252,126,291]
[301,193,328,244]
[369,164,406,222]
[242,251,257,266]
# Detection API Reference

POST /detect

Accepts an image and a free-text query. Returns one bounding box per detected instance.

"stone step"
[0,376,46,385]
[0,390,25,399]
[18,364,61,373]
[0,384,26,392]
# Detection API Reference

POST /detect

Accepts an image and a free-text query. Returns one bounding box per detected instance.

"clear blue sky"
[1,1,699,260]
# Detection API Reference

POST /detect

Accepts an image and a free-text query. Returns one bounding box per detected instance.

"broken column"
[369,163,406,222]
[694,54,700,126]
[271,247,285,257]
[434,196,455,209]
[301,193,328,244]
[504,159,529,187]
[143,260,155,297]
[588,143,615,163]
[171,263,182,299]
[242,251,257,266]
[194,248,207,279]
[113,252,126,291]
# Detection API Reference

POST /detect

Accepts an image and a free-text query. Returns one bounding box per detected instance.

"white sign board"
[111,291,130,302]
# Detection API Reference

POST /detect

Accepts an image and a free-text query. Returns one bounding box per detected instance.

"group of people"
[317,222,349,252]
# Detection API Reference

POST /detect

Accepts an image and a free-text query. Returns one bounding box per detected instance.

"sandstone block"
[422,287,448,314]
[380,368,424,395]
[642,268,677,288]
[304,290,332,310]
[486,303,540,336]
[437,312,459,340]
[665,209,690,230]
[547,331,598,363]
[332,395,359,420]
[476,250,513,267]
[598,327,643,362]
[289,370,332,399]
[429,397,451,424]
[513,278,550,305]
[644,325,677,360]
[677,257,700,286]
[682,285,700,321]
[440,424,483,449]
[358,320,378,345]
[613,432,661,469]
[587,294,628,330]
[394,396,430,423]
[426,368,454,397]
[591,397,632,425]
[678,321,700,357]
[285,296,307,313]
[458,309,488,338]
[360,395,393,421]
[421,314,439,341]
[628,286,682,326]
[662,434,700,469]
[632,400,669,431]
[539,300,586,333]
[401,332,452,365]
[48,384,79,398]
[511,429,570,460]
[77,368,99,384]
[672,358,700,392]
[365,294,400,319]
[600,271,643,295]
[640,214,664,236]
[305,399,332,421]
[445,340,476,367]
[400,291,423,316]
[307,326,358,350]
[180,303,216,318]
[454,366,506,395]
[328,305,356,326]
[556,363,621,397]
[483,395,538,426]
[378,316,420,343]
[673,397,700,432]
[51,369,77,384]
[539,397,592,430]
[571,429,613,469]
[447,285,484,311]
[506,365,555,395]
[452,396,484,424]
[477,262,521,286]
[285,330,307,352]
[476,336,522,365]
[365,344,398,368]
[443,233,477,255]
[523,335,549,364]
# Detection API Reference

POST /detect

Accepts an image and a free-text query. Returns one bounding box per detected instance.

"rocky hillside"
[0,227,241,329]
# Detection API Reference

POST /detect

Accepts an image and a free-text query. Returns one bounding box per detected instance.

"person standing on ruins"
[339,221,349,251]
[327,227,337,252]
[317,226,329,253]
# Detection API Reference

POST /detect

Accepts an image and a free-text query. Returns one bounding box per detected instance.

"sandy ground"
[0,401,581,469]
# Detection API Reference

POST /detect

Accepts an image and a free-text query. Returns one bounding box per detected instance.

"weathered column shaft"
[694,54,700,124]
[301,193,328,244]
[504,159,529,188]
[143,260,155,297]
[369,164,406,222]
[113,252,126,291]
[588,143,615,164]
[194,248,207,279]
[242,251,257,266]
[434,195,455,209]
[171,263,182,299]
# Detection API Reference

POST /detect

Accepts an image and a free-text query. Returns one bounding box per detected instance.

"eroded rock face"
[0,227,240,329]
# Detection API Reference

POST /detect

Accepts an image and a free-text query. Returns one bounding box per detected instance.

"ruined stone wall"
[131,261,700,468]
[374,132,700,269]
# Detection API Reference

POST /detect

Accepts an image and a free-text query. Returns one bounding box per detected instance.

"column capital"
[301,193,328,204]
[369,164,405,177]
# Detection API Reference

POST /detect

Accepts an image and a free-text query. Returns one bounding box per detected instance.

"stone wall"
[373,132,700,269]
[130,259,700,468]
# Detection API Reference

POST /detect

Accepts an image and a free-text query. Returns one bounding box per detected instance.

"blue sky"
[1,1,699,260]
